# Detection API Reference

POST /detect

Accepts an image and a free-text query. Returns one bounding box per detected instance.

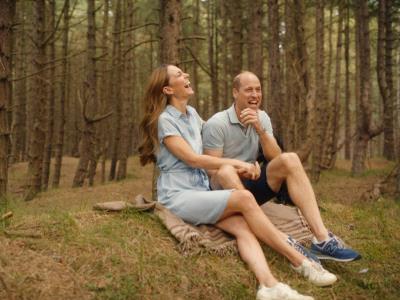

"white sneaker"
[256,283,314,300]
[292,259,337,287]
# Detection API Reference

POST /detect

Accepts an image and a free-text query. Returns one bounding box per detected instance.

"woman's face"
[164,65,194,100]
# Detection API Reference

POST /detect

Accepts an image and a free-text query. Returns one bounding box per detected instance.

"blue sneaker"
[311,232,361,262]
[287,236,321,264]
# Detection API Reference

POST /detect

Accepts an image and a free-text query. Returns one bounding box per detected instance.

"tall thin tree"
[24,0,47,201]
[53,0,70,188]
[0,0,15,197]
[73,0,99,187]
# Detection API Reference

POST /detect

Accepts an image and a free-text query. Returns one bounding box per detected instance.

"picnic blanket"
[93,194,313,256]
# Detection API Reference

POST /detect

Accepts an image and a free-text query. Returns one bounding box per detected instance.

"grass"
[0,156,399,299]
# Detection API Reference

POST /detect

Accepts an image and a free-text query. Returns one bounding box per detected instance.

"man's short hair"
[232,71,258,90]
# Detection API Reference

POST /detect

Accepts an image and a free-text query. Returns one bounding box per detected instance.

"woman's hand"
[237,161,261,180]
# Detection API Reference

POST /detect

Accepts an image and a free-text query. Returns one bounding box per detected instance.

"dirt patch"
[0,237,92,300]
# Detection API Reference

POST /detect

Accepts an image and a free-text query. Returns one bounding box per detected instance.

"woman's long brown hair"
[138,64,170,166]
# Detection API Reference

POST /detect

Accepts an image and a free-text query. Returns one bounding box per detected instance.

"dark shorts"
[242,162,293,206]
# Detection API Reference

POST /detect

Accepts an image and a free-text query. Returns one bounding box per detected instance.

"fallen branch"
[1,211,12,221]
[4,230,42,239]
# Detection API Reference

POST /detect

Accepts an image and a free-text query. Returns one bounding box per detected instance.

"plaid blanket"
[94,194,313,256]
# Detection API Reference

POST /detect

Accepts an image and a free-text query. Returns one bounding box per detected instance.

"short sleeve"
[158,116,181,143]
[260,111,274,136]
[202,118,224,150]
[190,106,204,131]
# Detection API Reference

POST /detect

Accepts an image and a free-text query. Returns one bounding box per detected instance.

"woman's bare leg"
[219,190,305,267]
[216,215,278,287]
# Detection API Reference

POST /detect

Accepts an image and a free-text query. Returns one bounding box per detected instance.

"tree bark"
[0,0,15,197]
[228,0,243,77]
[11,0,27,163]
[53,0,70,188]
[73,0,98,187]
[208,0,219,115]
[117,0,135,180]
[109,0,122,181]
[267,0,283,140]
[42,0,56,190]
[25,0,47,200]
[155,0,182,200]
[248,0,263,83]
[322,2,344,169]
[352,0,382,175]
[344,1,352,160]
[159,0,181,65]
[311,0,326,183]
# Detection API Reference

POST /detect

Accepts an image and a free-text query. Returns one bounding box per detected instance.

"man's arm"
[239,108,281,161]
[256,128,282,161]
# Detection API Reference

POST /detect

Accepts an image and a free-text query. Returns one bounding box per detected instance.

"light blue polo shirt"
[202,104,273,163]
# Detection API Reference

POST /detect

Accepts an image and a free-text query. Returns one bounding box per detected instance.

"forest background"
[0,0,400,299]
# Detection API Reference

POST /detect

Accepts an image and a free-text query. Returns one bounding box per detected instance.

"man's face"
[233,73,262,111]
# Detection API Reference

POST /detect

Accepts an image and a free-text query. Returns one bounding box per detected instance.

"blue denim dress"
[157,105,232,225]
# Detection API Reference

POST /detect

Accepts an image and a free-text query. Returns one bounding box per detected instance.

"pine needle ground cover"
[0,157,399,299]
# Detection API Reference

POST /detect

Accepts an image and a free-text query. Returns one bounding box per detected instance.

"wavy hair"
[138,64,170,166]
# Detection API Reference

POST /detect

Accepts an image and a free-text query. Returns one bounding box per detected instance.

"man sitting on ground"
[202,71,361,262]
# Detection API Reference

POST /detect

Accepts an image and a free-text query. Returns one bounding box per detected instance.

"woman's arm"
[163,136,259,179]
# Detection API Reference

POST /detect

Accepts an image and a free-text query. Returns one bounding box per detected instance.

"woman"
[138,65,336,300]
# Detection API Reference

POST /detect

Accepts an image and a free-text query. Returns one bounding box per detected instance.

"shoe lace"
[303,260,328,281]
[328,232,346,248]
[289,237,311,256]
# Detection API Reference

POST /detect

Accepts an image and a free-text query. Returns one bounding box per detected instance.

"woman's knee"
[231,190,259,212]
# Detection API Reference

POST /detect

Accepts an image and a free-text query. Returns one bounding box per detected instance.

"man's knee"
[278,152,302,173]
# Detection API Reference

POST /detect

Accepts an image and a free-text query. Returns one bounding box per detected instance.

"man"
[202,71,360,262]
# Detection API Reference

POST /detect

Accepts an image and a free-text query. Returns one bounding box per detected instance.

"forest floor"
[0,156,399,300]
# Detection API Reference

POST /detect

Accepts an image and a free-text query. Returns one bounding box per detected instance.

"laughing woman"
[138,64,336,300]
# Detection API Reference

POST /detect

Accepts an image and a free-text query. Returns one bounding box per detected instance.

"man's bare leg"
[266,153,329,242]
[210,164,287,241]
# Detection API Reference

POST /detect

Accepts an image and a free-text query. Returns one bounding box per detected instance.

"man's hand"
[237,161,261,180]
[239,108,263,133]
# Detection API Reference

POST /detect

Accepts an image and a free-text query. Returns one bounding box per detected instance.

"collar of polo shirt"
[166,104,192,119]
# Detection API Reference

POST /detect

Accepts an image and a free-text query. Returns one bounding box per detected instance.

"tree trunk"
[344,1,352,160]
[311,0,326,183]
[191,0,200,112]
[220,1,230,110]
[155,0,182,200]
[322,2,344,169]
[117,0,135,180]
[11,0,27,163]
[159,0,181,65]
[109,0,122,181]
[208,0,219,115]
[267,0,283,140]
[25,0,47,201]
[53,0,70,188]
[42,0,56,190]
[383,0,395,160]
[248,0,263,84]
[228,0,243,77]
[98,0,110,184]
[352,0,382,175]
[73,0,98,187]
[0,0,15,197]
